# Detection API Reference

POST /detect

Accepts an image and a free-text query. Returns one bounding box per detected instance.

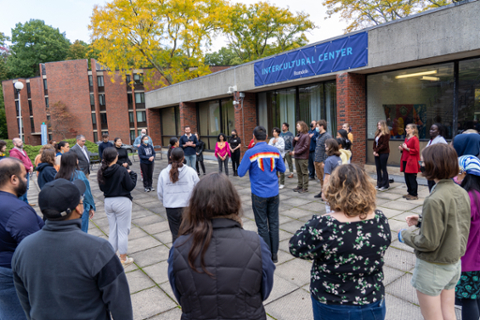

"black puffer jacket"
[171,218,267,320]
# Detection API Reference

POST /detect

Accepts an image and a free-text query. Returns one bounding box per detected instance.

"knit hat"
[458,155,480,177]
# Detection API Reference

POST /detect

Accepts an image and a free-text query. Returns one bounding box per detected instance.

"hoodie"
[36,163,57,189]
[157,164,199,208]
[99,164,137,200]
[339,149,352,164]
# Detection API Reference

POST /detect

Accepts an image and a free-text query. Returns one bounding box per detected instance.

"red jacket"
[248,139,256,149]
[9,148,33,171]
[400,136,420,174]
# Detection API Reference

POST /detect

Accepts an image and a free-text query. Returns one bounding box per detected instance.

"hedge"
[3,138,99,168]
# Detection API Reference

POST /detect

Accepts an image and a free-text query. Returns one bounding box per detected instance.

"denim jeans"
[81,207,90,233]
[251,193,279,256]
[18,173,30,204]
[185,154,197,169]
[311,296,386,320]
[0,266,27,320]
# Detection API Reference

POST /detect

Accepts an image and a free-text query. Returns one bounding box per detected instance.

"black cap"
[39,179,86,219]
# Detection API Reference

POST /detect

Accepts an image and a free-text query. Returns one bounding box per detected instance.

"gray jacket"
[314,132,332,163]
[70,144,90,175]
[280,131,294,152]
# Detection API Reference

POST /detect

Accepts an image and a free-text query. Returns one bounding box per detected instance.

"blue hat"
[458,155,480,177]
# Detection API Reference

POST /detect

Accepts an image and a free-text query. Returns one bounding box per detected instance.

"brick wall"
[179,102,197,134]
[234,92,257,158]
[146,108,162,146]
[336,72,366,166]
[104,72,130,143]
[3,80,18,139]
[30,77,47,142]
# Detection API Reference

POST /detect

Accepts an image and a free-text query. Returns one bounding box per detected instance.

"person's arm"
[198,142,204,155]
[157,173,164,203]
[138,147,149,160]
[258,236,275,301]
[236,138,242,151]
[295,135,310,155]
[167,246,182,303]
[80,173,96,211]
[226,142,231,157]
[98,144,104,160]
[191,135,197,148]
[95,247,133,319]
[408,137,420,156]
[12,270,32,320]
[289,216,326,260]
[237,152,250,177]
[126,150,133,166]
[122,170,138,192]
[377,135,390,153]
[151,146,156,159]
[214,143,219,158]
[7,207,44,244]
[278,138,285,155]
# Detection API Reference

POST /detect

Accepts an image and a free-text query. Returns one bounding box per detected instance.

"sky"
[0,0,349,52]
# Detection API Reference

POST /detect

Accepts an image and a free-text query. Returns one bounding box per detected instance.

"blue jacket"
[138,144,156,164]
[98,141,113,160]
[0,191,44,268]
[71,170,96,212]
[179,134,198,156]
[36,163,57,189]
[237,142,286,198]
[309,129,319,152]
[134,135,153,147]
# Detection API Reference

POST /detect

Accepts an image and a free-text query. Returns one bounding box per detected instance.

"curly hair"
[40,149,56,166]
[324,164,376,220]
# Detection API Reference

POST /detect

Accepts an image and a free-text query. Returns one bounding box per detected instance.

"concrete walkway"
[27,159,462,320]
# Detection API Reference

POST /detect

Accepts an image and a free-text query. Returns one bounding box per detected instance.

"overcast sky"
[0,0,349,51]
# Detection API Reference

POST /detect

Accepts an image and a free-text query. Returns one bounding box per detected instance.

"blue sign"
[41,123,48,145]
[254,32,368,86]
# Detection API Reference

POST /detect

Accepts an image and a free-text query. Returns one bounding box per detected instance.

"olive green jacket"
[402,179,471,264]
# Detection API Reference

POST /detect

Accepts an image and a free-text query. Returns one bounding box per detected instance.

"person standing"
[9,138,34,205]
[133,129,152,148]
[11,178,133,320]
[34,144,55,168]
[238,126,286,263]
[98,147,137,267]
[399,124,421,200]
[373,120,391,191]
[321,139,343,212]
[215,133,231,176]
[290,164,391,320]
[56,152,96,233]
[0,140,6,160]
[179,126,198,169]
[114,137,132,169]
[0,158,44,320]
[138,135,156,192]
[157,148,199,242]
[70,135,91,178]
[98,133,113,160]
[336,129,353,163]
[229,129,242,176]
[280,122,294,179]
[168,173,275,319]
[308,120,319,180]
[313,120,331,198]
[36,149,57,190]
[425,123,448,191]
[195,133,206,175]
[399,144,470,320]
[342,123,354,142]
[336,138,352,165]
[167,137,179,164]
[54,141,70,170]
[292,121,311,193]
[268,127,286,189]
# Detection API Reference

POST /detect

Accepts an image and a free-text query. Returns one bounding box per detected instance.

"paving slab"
[142,260,170,285]
[265,288,313,320]
[129,245,171,267]
[126,270,156,294]
[130,287,177,320]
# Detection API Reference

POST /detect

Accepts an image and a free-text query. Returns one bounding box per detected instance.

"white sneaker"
[121,257,134,268]
[379,187,389,191]
[279,185,285,189]
[375,186,380,190]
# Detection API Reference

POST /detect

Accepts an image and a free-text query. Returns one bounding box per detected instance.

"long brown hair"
[169,148,184,183]
[296,121,308,134]
[178,173,243,276]
[325,138,341,157]
[40,149,56,166]
[375,120,389,136]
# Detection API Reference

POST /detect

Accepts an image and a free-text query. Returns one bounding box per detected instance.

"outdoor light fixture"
[227,85,237,94]
[395,70,437,79]
[421,76,440,81]
[14,81,25,142]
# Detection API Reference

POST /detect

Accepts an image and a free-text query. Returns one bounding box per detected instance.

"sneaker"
[288,174,294,179]
[298,189,308,194]
[144,188,149,192]
[314,192,322,199]
[279,185,285,189]
[379,187,389,191]
[150,187,155,192]
[293,187,302,192]
[272,253,278,263]
[375,186,380,190]
[121,257,134,268]
[406,195,418,200]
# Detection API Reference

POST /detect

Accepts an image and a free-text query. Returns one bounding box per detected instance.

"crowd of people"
[2,120,480,320]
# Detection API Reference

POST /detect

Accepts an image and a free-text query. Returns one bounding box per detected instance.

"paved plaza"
[27,158,462,320]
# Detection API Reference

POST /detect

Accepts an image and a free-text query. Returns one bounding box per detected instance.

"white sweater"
[157,164,199,208]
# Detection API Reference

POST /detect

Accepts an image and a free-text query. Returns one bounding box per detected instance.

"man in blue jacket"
[0,158,44,319]
[12,178,133,320]
[238,126,286,263]
[308,120,319,180]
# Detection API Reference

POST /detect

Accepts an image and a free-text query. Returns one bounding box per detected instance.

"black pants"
[140,162,154,188]
[166,207,184,243]
[231,150,240,173]
[218,157,229,176]
[403,161,418,197]
[427,180,436,192]
[375,153,389,188]
[196,160,205,174]
[308,151,315,178]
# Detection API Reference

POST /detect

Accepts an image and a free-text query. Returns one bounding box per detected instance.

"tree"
[323,0,452,33]
[90,0,228,88]
[6,19,71,78]
[66,40,89,60]
[0,32,9,139]
[47,101,78,139]
[0,89,7,139]
[204,47,242,66]
[222,2,316,63]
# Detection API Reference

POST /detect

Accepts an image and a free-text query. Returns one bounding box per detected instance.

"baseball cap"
[39,179,86,219]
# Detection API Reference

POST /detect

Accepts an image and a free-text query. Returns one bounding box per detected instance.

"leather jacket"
[293,133,311,160]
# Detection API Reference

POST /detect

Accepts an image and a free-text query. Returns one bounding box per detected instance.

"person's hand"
[137,144,140,148]
[149,156,154,161]
[294,136,299,141]
[29,167,33,173]
[127,169,132,173]
[402,143,408,150]
[398,145,403,151]
[89,209,95,219]
[309,133,313,138]
[122,163,128,168]
[405,214,420,227]
[291,151,295,156]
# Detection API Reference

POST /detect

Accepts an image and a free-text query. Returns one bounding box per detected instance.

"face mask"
[143,140,148,145]
[310,124,314,128]
[315,127,320,132]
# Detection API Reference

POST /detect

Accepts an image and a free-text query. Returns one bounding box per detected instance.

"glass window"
[367,63,454,140]
[325,82,337,135]
[458,58,480,134]
[161,106,179,147]
[130,130,135,144]
[90,94,95,106]
[137,111,146,122]
[45,97,49,109]
[88,75,93,87]
[28,100,33,115]
[49,134,52,141]
[221,99,235,135]
[30,118,35,132]
[93,132,98,142]
[99,94,105,105]
[135,92,145,104]
[97,76,104,87]
[43,79,48,90]
[91,113,97,124]
[101,113,108,124]
[299,84,323,127]
[27,83,31,93]
[126,75,131,84]
[198,100,221,149]
[129,112,134,124]
[127,93,133,104]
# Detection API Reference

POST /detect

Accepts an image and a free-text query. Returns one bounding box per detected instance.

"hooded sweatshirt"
[99,164,137,200]
[339,149,352,164]
[36,163,57,189]
[157,164,199,208]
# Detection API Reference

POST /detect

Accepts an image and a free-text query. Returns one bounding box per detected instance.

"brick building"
[146,0,480,170]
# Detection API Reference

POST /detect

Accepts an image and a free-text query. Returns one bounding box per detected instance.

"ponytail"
[169,147,185,183]
[97,147,119,185]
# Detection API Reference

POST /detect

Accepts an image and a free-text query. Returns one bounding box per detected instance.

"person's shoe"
[121,257,134,268]
[279,184,285,189]
[375,186,380,190]
[402,194,409,198]
[203,173,206,175]
[272,254,278,263]
[298,189,308,194]
[150,187,155,192]
[379,187,389,191]
[197,172,201,176]
[144,188,149,192]
[406,195,418,200]
[314,192,322,199]
[288,174,294,178]
[293,187,302,192]
[309,177,315,181]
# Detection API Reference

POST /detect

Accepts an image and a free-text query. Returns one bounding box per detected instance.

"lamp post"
[14,82,24,142]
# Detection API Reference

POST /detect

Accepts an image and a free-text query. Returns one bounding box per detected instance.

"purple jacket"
[462,190,480,272]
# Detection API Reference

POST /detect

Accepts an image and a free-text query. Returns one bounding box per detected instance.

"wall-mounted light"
[227,85,237,94]
[395,70,437,79]
[421,76,440,81]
